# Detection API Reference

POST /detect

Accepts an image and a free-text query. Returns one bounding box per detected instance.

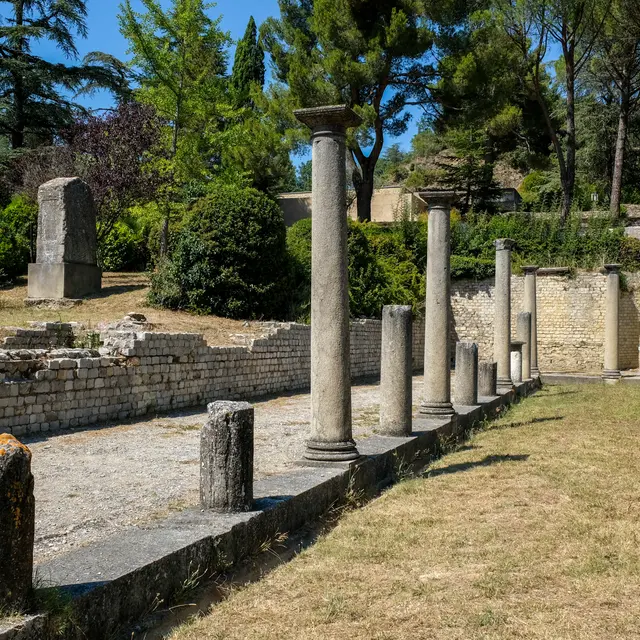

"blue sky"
[34,0,419,159]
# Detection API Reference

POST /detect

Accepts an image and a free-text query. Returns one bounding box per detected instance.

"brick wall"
[451,272,640,373]
[0,319,426,437]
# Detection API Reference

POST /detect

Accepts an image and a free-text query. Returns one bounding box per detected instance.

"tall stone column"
[523,266,539,377]
[419,191,457,418]
[494,239,515,391]
[603,264,622,384]
[517,311,532,381]
[295,105,362,462]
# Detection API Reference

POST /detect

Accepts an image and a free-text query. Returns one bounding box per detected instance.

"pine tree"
[0,0,129,150]
[230,16,265,107]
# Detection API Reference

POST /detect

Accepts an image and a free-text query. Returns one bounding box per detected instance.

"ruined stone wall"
[0,319,426,437]
[451,272,640,373]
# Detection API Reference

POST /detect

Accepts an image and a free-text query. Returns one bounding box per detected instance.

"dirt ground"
[0,273,269,346]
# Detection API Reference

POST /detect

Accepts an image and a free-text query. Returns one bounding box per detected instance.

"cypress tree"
[230,16,265,107]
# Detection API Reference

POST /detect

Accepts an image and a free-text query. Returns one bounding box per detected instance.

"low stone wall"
[0,319,426,437]
[2,322,77,349]
[451,272,640,373]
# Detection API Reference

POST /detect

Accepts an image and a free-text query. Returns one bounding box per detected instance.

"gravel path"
[27,376,425,564]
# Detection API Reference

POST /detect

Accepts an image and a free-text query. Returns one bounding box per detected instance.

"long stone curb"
[0,379,540,640]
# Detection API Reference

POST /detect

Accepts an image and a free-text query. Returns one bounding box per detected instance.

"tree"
[230,16,265,107]
[119,0,231,252]
[590,0,640,216]
[498,0,610,221]
[262,0,444,222]
[296,160,312,192]
[0,0,130,150]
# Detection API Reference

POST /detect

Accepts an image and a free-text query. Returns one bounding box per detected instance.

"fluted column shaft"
[494,239,515,390]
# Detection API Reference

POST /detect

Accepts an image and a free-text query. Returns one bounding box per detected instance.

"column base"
[497,377,514,392]
[304,439,360,462]
[418,401,456,417]
[531,367,540,378]
[602,370,621,384]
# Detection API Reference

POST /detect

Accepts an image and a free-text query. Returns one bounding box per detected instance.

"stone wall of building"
[451,272,640,373]
[0,319,426,437]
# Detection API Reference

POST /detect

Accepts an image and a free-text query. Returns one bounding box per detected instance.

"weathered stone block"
[0,434,35,611]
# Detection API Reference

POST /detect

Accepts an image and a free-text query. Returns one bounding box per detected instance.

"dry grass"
[0,273,267,346]
[170,384,640,640]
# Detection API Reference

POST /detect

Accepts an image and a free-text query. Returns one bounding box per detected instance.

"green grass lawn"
[168,384,640,639]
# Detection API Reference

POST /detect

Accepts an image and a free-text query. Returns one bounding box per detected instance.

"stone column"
[510,342,524,383]
[419,191,457,418]
[523,266,539,377]
[0,435,35,611]
[603,264,622,384]
[295,105,362,461]
[380,305,413,436]
[478,362,498,397]
[494,239,515,391]
[201,401,254,513]
[517,311,532,380]
[455,342,478,406]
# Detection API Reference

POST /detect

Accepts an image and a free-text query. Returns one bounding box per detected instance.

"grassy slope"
[0,273,265,346]
[171,385,640,639]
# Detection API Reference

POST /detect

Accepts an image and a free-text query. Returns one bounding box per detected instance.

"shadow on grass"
[486,415,564,432]
[86,283,147,299]
[425,454,529,478]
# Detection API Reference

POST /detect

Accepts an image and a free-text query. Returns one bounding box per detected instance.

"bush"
[620,236,640,272]
[0,195,37,282]
[450,255,495,280]
[99,221,150,272]
[148,185,289,319]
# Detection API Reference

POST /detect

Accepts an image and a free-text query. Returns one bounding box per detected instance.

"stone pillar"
[603,264,622,384]
[511,342,524,384]
[379,305,413,436]
[517,311,532,380]
[419,191,457,418]
[201,401,254,513]
[0,435,35,611]
[28,177,102,300]
[494,239,515,391]
[295,106,362,461]
[478,362,498,397]
[455,342,478,406]
[523,266,539,377]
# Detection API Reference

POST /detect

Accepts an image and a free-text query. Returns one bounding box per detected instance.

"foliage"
[99,220,150,272]
[450,255,495,280]
[148,185,289,318]
[0,194,37,281]
[0,0,129,150]
[230,16,265,107]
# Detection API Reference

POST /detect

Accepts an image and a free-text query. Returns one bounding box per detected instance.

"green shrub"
[620,236,640,272]
[450,255,495,280]
[149,185,289,319]
[99,221,150,272]
[0,195,37,282]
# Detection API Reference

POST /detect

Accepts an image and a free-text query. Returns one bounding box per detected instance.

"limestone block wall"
[2,323,76,349]
[451,272,640,373]
[0,319,426,437]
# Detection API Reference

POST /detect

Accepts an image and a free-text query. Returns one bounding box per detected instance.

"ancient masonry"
[0,319,426,437]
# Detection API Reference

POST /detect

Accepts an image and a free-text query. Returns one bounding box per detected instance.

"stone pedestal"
[494,239,515,390]
[478,362,498,397]
[201,401,254,512]
[603,264,621,384]
[28,177,101,300]
[295,106,362,461]
[511,341,524,384]
[517,311,532,380]
[0,435,35,611]
[455,342,478,406]
[420,191,457,418]
[379,305,413,436]
[523,266,539,377]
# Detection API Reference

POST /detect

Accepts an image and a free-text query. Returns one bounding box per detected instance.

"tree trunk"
[355,174,374,223]
[611,91,630,219]
[11,1,26,150]
[563,44,577,223]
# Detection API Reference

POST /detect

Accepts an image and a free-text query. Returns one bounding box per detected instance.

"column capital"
[422,190,458,210]
[522,265,539,274]
[604,263,622,274]
[294,105,362,137]
[495,238,515,251]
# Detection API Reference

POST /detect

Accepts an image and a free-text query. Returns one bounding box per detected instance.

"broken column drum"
[510,342,524,384]
[494,239,515,390]
[420,192,457,418]
[523,266,539,377]
[379,305,413,436]
[455,342,479,406]
[295,105,362,462]
[478,362,498,397]
[517,311,532,380]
